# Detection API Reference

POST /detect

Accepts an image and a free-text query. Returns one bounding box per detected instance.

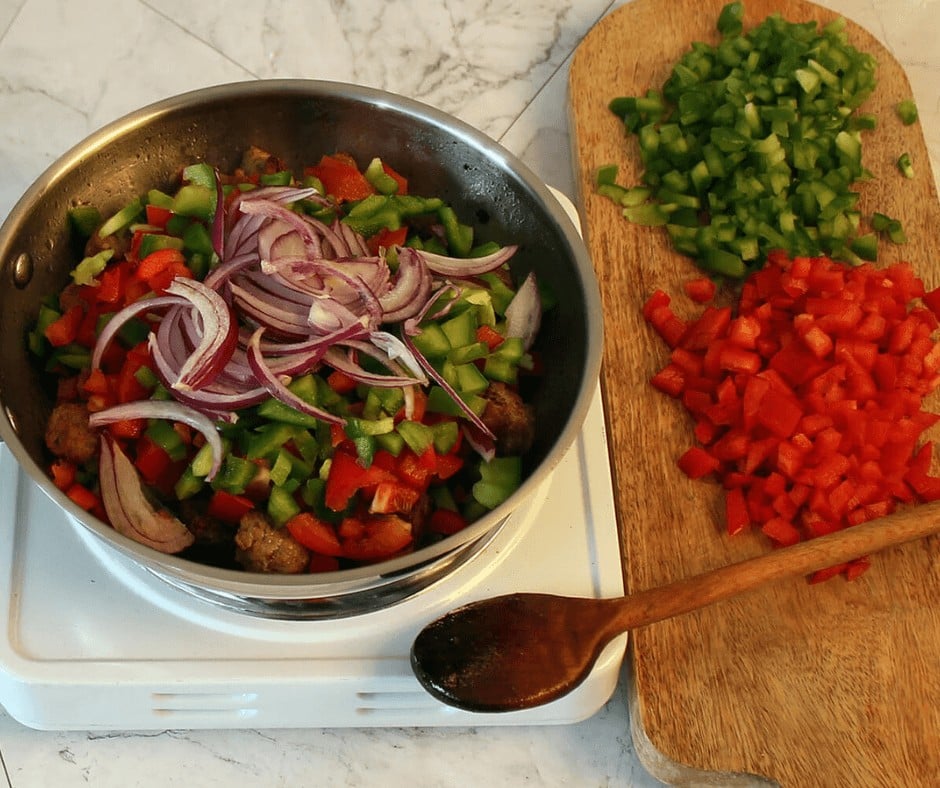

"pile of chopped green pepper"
[599,1,911,277]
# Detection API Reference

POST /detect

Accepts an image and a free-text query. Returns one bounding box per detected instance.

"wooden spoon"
[410,500,940,712]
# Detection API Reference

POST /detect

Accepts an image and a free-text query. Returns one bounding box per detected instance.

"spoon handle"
[611,498,940,632]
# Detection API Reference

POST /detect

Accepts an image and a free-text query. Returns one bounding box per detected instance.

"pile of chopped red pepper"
[644,250,940,582]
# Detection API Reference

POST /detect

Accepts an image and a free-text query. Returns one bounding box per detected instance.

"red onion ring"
[97,433,195,554]
[379,246,433,323]
[323,345,420,389]
[165,278,238,391]
[413,244,518,277]
[90,399,224,480]
[149,335,268,416]
[504,270,541,351]
[245,328,345,425]
[91,294,184,370]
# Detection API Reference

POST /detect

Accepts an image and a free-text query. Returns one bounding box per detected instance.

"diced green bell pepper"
[145,419,187,462]
[182,162,216,190]
[68,205,102,238]
[212,454,258,494]
[172,185,215,222]
[396,420,435,456]
[268,484,301,527]
[138,233,185,260]
[438,205,473,257]
[472,456,522,509]
[69,249,113,286]
[364,157,400,195]
[99,197,143,238]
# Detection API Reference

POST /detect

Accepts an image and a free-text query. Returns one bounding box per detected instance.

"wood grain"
[568,1,940,785]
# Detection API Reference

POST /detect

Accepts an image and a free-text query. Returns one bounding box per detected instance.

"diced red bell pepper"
[434,451,464,480]
[145,204,173,230]
[326,369,359,395]
[406,386,428,424]
[369,481,422,515]
[325,448,397,512]
[339,514,413,561]
[116,344,153,403]
[134,436,174,486]
[206,489,255,524]
[45,304,84,347]
[428,508,468,535]
[394,448,434,492]
[650,364,686,398]
[285,512,343,556]
[677,446,720,479]
[66,482,100,512]
[305,154,374,203]
[476,324,505,351]
[761,516,801,546]
[96,264,126,305]
[136,248,191,293]
[683,277,717,303]
[82,368,111,396]
[366,226,408,255]
[646,304,687,348]
[51,459,77,491]
[644,250,940,580]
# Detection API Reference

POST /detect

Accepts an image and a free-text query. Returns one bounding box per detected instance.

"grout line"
[137,0,261,79]
[0,744,11,788]
[0,0,27,47]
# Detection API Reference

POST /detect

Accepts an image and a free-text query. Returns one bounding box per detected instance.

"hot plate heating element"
[0,382,626,730]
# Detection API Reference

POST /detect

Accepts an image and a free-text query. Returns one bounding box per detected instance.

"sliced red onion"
[243,320,368,357]
[303,214,350,258]
[323,346,420,389]
[149,335,268,415]
[97,434,195,554]
[264,255,384,324]
[237,185,322,206]
[504,270,541,351]
[331,258,389,298]
[413,244,518,277]
[462,424,496,463]
[402,332,494,437]
[268,228,307,261]
[90,399,224,480]
[246,328,345,425]
[257,219,299,261]
[229,280,313,338]
[238,269,316,309]
[91,294,184,370]
[369,331,428,383]
[379,246,433,323]
[238,199,324,257]
[165,278,238,391]
[338,219,370,256]
[308,298,368,334]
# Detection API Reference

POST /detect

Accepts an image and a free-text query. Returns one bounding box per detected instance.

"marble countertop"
[0,1,936,786]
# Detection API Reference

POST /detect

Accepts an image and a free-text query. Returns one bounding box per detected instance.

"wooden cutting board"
[568,1,940,785]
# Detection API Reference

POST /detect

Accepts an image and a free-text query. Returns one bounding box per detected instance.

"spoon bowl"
[411,499,940,712]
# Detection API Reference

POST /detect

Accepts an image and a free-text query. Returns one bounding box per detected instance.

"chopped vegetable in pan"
[31,148,546,573]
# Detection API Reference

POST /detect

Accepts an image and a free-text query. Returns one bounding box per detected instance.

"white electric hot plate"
[0,381,626,730]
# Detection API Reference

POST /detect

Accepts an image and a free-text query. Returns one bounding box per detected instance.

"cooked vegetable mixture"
[32,147,545,573]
